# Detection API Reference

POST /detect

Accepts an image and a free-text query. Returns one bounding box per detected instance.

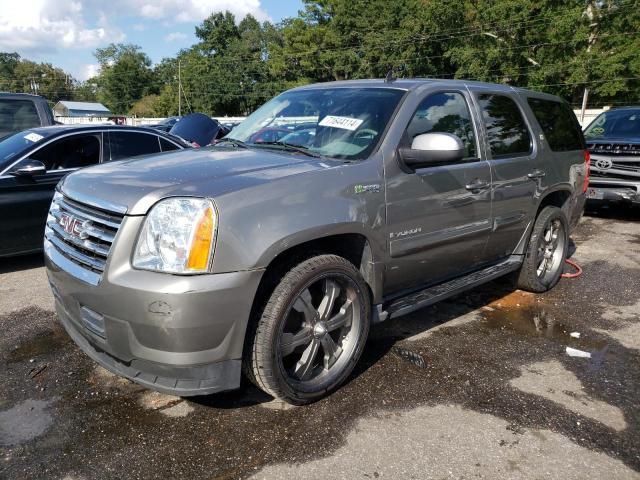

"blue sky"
[0,0,302,80]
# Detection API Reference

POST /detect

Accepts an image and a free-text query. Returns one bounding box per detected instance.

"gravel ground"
[0,208,639,480]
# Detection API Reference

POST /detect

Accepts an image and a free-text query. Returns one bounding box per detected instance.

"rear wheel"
[517,206,569,293]
[246,255,371,405]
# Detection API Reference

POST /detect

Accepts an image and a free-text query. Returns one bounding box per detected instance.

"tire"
[517,206,569,293]
[246,254,371,404]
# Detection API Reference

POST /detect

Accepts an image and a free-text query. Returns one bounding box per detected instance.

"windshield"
[225,87,405,160]
[0,129,53,172]
[0,99,42,140]
[584,109,640,139]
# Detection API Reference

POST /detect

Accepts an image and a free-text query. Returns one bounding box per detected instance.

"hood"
[60,146,325,215]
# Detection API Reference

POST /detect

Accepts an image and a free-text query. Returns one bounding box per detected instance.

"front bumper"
[45,217,264,396]
[587,177,640,205]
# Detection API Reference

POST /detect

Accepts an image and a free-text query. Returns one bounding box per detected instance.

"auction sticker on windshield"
[319,115,364,131]
[24,132,44,143]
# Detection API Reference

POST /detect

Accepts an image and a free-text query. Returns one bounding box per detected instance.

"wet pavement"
[1,210,639,479]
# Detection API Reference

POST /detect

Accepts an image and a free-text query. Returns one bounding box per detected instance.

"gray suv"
[45,79,588,404]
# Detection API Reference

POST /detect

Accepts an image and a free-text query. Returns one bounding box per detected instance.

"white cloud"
[164,32,187,42]
[130,0,270,23]
[0,0,124,53]
[0,0,268,73]
[81,63,101,81]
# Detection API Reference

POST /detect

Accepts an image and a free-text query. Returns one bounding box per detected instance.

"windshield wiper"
[252,141,321,158]
[216,137,249,148]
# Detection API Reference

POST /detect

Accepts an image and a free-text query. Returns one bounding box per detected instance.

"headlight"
[132,197,217,274]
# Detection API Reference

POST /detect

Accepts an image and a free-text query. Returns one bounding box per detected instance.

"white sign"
[24,132,44,143]
[319,115,364,131]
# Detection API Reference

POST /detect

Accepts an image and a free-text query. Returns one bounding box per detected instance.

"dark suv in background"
[0,92,55,140]
[584,107,640,206]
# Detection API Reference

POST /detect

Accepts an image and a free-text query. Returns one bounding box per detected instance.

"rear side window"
[0,99,40,138]
[160,138,180,152]
[528,98,584,151]
[108,131,161,161]
[477,94,532,158]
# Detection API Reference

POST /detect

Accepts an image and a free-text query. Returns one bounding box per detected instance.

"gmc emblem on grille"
[59,213,87,239]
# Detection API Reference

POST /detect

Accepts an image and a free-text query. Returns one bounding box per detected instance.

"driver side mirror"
[399,132,465,169]
[11,160,47,177]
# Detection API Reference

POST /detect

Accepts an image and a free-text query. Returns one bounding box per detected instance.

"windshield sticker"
[319,115,364,131]
[24,132,44,143]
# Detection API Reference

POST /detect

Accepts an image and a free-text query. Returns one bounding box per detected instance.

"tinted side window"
[0,99,40,137]
[108,131,161,161]
[527,98,584,151]
[405,92,477,158]
[478,94,531,158]
[160,138,180,152]
[29,135,100,170]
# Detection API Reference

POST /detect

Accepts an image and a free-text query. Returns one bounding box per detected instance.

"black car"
[0,125,190,257]
[584,107,640,205]
[0,93,56,140]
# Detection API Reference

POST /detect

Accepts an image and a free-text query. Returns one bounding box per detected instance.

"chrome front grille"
[45,192,124,283]
[588,143,640,156]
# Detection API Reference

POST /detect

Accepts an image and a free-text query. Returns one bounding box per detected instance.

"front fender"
[210,158,386,274]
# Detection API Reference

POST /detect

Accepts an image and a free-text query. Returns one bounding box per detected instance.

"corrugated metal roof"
[55,101,111,112]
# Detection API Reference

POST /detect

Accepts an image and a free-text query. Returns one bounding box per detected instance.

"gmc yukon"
[45,79,588,404]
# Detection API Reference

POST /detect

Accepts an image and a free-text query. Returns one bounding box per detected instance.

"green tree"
[130,94,161,117]
[93,43,156,113]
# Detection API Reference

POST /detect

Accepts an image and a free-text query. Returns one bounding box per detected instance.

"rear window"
[477,94,532,158]
[0,99,41,139]
[108,131,161,161]
[528,98,584,151]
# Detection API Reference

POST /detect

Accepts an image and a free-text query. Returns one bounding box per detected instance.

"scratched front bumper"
[45,236,263,395]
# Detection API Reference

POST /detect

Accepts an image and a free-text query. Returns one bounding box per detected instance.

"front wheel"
[517,206,569,293]
[246,255,371,404]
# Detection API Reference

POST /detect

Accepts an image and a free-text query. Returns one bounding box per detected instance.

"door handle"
[527,169,546,180]
[465,179,490,191]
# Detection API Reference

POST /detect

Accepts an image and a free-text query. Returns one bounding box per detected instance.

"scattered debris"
[28,363,47,379]
[566,347,591,358]
[392,346,427,369]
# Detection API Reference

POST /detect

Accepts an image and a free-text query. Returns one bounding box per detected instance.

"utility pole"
[178,60,182,116]
[581,1,598,124]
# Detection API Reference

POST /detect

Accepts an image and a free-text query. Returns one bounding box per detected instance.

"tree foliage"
[93,43,156,114]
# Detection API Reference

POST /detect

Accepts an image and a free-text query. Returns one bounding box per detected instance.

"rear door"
[384,90,492,293]
[106,131,162,161]
[0,133,102,255]
[471,89,540,262]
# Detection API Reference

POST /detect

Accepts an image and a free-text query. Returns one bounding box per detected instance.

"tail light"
[582,149,590,193]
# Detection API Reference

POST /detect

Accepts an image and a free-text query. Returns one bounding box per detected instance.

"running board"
[376,255,523,322]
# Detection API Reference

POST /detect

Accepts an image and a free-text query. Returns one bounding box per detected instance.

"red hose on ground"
[561,259,583,278]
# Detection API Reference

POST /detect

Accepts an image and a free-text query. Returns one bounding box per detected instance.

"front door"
[384,90,493,294]
[0,133,101,255]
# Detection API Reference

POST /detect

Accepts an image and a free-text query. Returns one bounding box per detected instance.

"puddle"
[480,296,608,353]
[7,326,71,363]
